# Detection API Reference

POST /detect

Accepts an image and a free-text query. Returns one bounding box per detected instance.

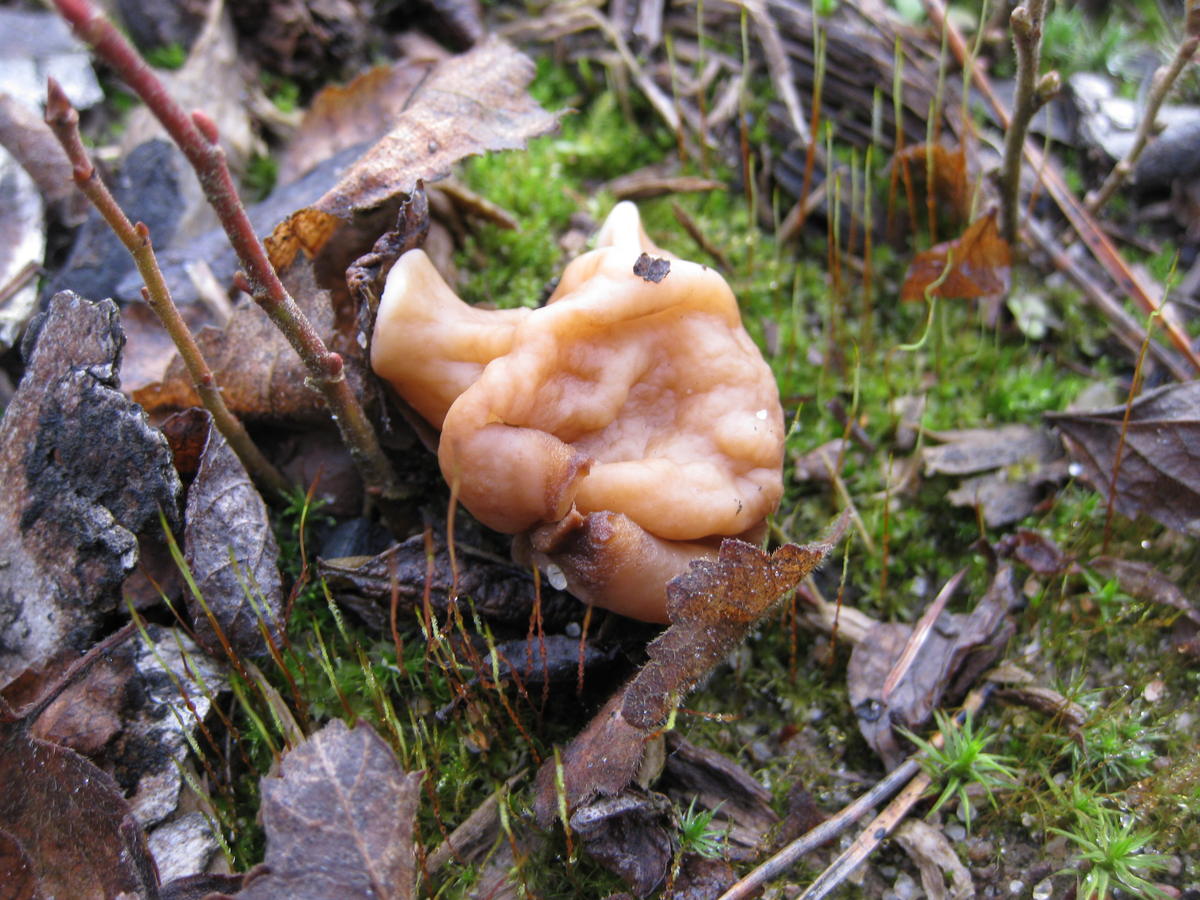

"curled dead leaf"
[569,788,676,898]
[847,566,1019,768]
[0,640,160,900]
[135,258,361,423]
[900,210,1012,303]
[624,523,846,731]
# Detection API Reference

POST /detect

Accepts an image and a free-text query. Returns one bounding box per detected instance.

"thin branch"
[924,0,1200,376]
[44,78,291,500]
[999,0,1049,245]
[50,0,408,526]
[718,757,923,900]
[718,687,992,900]
[1085,34,1200,214]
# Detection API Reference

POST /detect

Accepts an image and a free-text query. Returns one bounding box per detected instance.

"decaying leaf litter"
[1,0,1199,898]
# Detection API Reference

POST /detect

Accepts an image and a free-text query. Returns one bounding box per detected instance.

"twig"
[50,0,409,527]
[740,0,811,147]
[924,0,1200,376]
[719,686,992,900]
[718,758,923,899]
[1085,33,1200,214]
[1024,217,1191,381]
[44,79,291,500]
[881,569,964,702]
[999,0,1050,245]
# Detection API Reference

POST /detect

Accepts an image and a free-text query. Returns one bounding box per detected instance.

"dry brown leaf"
[134,257,360,423]
[569,788,676,897]
[119,298,216,396]
[0,294,180,689]
[0,692,158,899]
[1090,556,1200,628]
[900,210,1012,303]
[28,642,133,757]
[894,143,971,222]
[894,819,974,900]
[0,830,39,900]
[319,530,578,634]
[183,415,284,658]
[923,424,1066,528]
[278,49,449,184]
[995,529,1075,577]
[266,37,560,271]
[623,522,846,731]
[922,424,1060,476]
[847,566,1019,769]
[237,719,423,900]
[1047,381,1200,536]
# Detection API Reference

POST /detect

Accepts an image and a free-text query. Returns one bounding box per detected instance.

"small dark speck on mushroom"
[633,253,670,283]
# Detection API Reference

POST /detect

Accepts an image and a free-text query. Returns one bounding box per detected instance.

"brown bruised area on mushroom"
[370,202,785,623]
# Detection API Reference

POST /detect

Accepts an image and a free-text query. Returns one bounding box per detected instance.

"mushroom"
[371,202,785,622]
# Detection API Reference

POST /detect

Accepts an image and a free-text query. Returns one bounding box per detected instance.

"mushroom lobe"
[371,202,785,622]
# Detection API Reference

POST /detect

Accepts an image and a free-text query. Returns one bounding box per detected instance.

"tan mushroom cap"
[371,202,785,622]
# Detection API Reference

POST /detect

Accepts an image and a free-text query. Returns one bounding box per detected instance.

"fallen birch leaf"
[893,143,971,222]
[183,414,284,658]
[237,719,422,900]
[1089,556,1200,628]
[900,210,1012,303]
[29,641,133,757]
[923,424,1066,528]
[1048,381,1200,536]
[266,37,560,272]
[995,529,1075,577]
[923,425,1060,476]
[0,293,180,689]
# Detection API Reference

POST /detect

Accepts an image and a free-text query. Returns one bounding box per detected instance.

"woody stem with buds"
[44,78,292,499]
[999,0,1051,246]
[50,0,409,527]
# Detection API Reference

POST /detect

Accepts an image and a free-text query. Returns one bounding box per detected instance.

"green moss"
[145,42,187,70]
[457,60,675,307]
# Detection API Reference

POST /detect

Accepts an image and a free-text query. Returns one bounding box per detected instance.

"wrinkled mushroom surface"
[371,202,784,622]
